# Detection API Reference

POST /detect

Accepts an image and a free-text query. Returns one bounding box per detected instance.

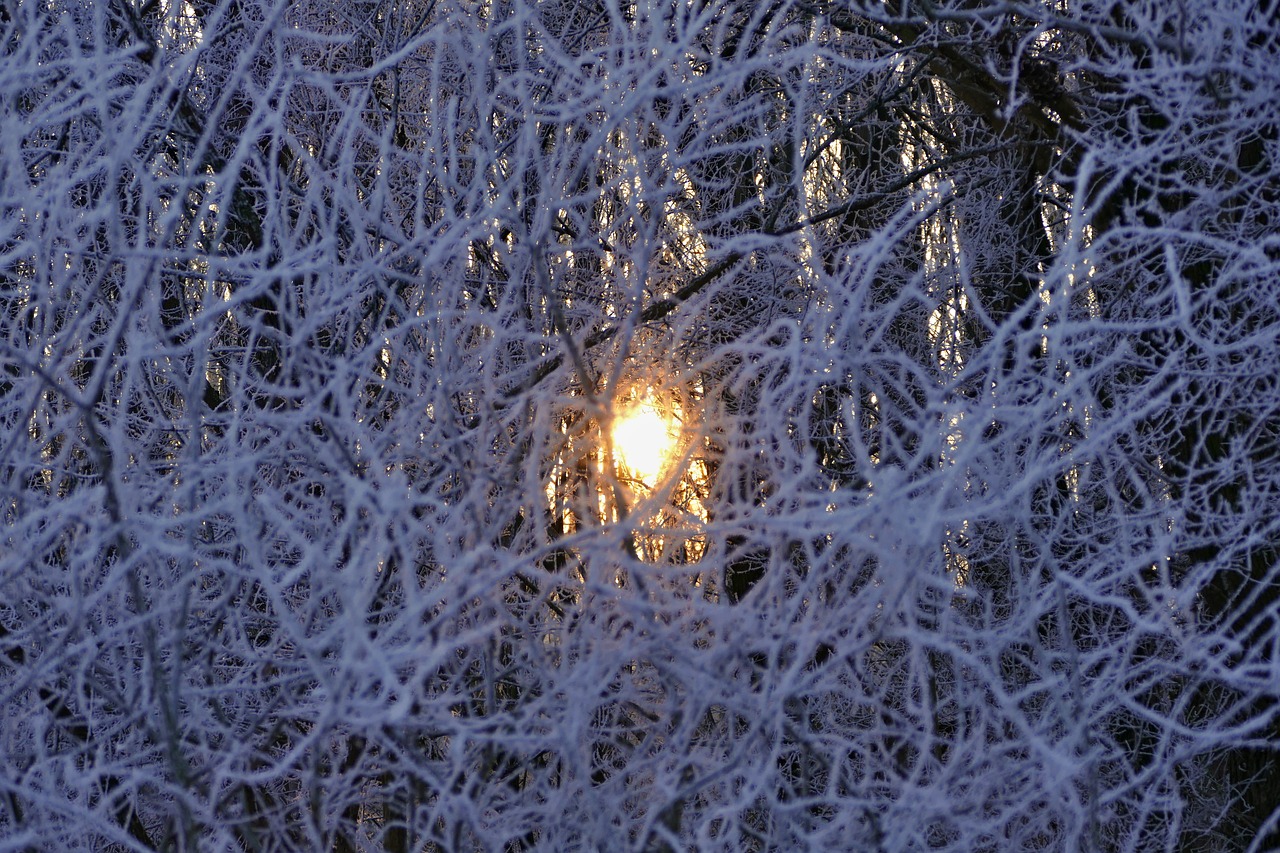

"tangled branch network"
[1,0,1278,850]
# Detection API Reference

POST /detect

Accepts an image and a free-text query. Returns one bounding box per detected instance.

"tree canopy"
[2,0,1278,849]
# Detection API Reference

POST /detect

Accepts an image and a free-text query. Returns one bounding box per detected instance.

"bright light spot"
[612,401,676,485]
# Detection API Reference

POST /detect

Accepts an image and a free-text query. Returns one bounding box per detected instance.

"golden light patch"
[612,401,676,486]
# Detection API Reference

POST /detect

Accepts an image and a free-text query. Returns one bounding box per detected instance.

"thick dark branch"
[500,253,746,401]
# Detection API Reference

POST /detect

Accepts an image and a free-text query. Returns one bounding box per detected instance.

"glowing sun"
[611,401,677,485]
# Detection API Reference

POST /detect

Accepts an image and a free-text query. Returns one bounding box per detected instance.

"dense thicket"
[2,0,1278,849]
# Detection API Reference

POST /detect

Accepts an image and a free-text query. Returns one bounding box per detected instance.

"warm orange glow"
[612,400,677,485]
